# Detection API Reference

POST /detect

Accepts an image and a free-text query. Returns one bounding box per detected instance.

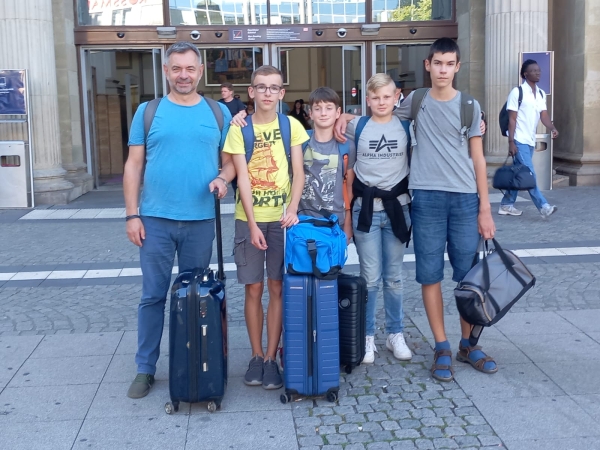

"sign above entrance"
[229,27,313,43]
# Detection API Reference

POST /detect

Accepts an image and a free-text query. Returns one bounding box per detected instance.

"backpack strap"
[277,113,292,180]
[240,114,255,163]
[400,118,412,166]
[203,96,224,134]
[338,140,351,212]
[518,86,523,108]
[410,88,430,137]
[460,92,475,140]
[302,129,313,153]
[354,116,370,150]
[143,98,162,143]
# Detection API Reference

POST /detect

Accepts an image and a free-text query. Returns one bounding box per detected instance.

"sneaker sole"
[244,379,263,386]
[127,386,151,399]
[386,342,413,361]
[262,382,283,390]
[498,210,522,216]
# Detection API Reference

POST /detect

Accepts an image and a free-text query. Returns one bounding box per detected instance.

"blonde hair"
[366,73,395,94]
[251,65,284,86]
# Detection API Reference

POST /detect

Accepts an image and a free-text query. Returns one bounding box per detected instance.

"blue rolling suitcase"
[280,274,340,403]
[165,196,227,414]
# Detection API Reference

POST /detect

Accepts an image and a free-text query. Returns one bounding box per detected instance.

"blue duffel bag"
[285,213,347,279]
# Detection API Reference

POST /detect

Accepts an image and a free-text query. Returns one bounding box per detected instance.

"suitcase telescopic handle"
[214,192,225,282]
[283,203,287,274]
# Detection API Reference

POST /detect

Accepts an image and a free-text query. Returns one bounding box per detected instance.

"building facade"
[0,0,598,205]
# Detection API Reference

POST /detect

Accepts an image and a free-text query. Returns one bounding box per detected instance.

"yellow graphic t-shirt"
[223,115,309,222]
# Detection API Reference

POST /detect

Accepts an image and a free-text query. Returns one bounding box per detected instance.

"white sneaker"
[498,205,523,216]
[362,335,377,364]
[540,204,557,218]
[386,333,412,361]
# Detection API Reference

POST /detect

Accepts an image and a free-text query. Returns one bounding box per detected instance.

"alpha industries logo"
[369,136,398,152]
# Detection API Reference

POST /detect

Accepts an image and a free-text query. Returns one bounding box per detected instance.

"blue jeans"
[412,190,480,285]
[136,216,215,375]
[501,140,548,211]
[352,202,410,336]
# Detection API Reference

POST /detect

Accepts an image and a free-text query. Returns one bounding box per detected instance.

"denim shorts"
[411,190,480,285]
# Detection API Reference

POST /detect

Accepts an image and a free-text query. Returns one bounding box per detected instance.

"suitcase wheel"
[326,391,338,403]
[207,401,218,413]
[280,393,293,404]
[165,401,179,415]
[344,364,354,375]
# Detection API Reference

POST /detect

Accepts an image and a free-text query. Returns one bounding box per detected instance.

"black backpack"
[498,86,544,137]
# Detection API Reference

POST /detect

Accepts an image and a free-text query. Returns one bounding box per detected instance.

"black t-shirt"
[218,98,246,116]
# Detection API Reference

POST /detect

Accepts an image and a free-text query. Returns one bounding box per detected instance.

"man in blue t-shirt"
[124,41,233,399]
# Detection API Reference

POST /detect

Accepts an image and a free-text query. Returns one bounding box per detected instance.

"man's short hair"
[251,65,283,86]
[366,73,395,94]
[427,38,461,63]
[308,87,340,108]
[221,82,234,91]
[165,41,202,65]
[520,59,538,79]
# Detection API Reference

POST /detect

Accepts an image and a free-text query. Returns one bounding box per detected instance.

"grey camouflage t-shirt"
[394,90,482,193]
[346,116,410,209]
[299,136,355,225]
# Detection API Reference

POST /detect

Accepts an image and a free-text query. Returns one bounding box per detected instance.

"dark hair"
[427,38,461,63]
[308,87,341,108]
[165,41,201,65]
[221,82,234,91]
[520,59,538,79]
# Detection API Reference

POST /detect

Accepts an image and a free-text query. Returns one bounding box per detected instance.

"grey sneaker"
[244,355,264,386]
[540,204,557,218]
[127,373,155,399]
[262,357,283,390]
[498,205,523,216]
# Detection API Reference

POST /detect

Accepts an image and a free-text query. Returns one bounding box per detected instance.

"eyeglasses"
[252,84,282,94]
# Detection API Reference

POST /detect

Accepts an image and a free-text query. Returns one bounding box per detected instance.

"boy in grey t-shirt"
[345,74,413,365]
[393,38,496,382]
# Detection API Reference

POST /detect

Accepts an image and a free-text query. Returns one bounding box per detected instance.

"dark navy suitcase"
[165,196,227,414]
[338,273,367,374]
[281,274,340,403]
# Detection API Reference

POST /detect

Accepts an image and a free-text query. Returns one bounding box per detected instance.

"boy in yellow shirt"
[223,65,308,390]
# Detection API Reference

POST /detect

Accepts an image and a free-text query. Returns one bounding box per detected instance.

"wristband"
[216,176,228,184]
[126,215,141,222]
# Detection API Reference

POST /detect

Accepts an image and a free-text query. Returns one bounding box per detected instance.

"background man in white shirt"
[499,59,559,218]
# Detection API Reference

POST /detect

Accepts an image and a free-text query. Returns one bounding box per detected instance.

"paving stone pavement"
[1,186,600,449]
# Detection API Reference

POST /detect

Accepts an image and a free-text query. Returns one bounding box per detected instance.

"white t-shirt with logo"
[346,116,410,209]
[507,82,547,147]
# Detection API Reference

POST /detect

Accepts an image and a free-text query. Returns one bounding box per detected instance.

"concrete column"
[484,0,549,169]
[0,0,74,204]
[552,0,600,185]
[456,0,486,105]
[52,0,94,199]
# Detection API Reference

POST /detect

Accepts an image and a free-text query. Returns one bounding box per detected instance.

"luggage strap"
[306,239,337,280]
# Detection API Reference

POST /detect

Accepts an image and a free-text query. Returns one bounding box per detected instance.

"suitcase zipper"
[201,324,208,372]
[460,285,492,322]
[188,275,199,402]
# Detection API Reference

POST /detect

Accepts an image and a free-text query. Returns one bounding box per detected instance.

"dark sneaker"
[127,373,155,399]
[262,357,283,390]
[244,355,264,386]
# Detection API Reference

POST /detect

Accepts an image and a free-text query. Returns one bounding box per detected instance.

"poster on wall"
[0,70,26,115]
[520,52,553,95]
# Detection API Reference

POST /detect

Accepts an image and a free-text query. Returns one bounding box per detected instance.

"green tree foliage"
[390,0,433,22]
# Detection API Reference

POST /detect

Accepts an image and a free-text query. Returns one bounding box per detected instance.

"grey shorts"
[234,220,284,285]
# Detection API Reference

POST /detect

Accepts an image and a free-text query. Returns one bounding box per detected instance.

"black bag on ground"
[166,195,227,414]
[492,157,536,191]
[455,238,535,328]
[337,273,367,374]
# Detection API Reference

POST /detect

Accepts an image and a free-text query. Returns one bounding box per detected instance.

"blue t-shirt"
[128,97,231,221]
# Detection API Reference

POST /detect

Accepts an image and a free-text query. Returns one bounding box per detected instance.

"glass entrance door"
[81,48,164,188]
[374,43,433,99]
[271,44,364,120]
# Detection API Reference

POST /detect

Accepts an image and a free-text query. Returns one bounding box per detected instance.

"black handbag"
[455,239,536,328]
[492,156,536,191]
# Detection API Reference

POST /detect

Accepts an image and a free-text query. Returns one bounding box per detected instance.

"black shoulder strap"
[410,88,430,137]
[143,98,162,143]
[460,92,475,133]
[517,86,523,108]
[203,96,224,133]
